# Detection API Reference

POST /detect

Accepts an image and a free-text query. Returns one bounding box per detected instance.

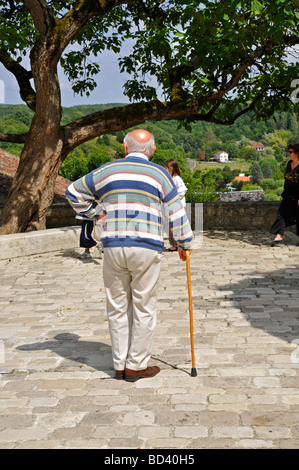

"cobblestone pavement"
[0,230,299,449]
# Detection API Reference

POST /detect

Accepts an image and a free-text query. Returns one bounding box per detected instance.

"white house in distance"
[250,141,265,152]
[236,140,265,152]
[209,151,229,163]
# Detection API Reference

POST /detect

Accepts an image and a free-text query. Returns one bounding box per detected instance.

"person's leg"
[80,220,97,248]
[168,228,178,251]
[103,247,133,372]
[79,220,97,257]
[124,247,163,371]
[295,202,299,237]
[269,211,285,240]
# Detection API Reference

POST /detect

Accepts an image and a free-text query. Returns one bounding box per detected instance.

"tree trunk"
[0,136,63,234]
[0,36,63,235]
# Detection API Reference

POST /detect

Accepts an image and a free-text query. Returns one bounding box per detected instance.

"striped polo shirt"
[65,153,193,252]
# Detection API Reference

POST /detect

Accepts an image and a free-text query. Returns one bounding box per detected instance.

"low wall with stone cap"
[0,225,81,260]
[0,201,286,260]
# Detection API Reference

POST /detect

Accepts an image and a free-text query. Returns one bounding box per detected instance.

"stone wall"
[1,188,280,232]
[218,189,265,202]
[200,201,279,231]
[46,203,81,229]
[46,201,281,231]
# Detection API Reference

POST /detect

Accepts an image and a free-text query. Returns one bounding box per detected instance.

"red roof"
[234,176,251,182]
[250,141,264,149]
[0,148,71,203]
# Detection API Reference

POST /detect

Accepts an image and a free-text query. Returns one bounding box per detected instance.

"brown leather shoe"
[125,366,160,382]
[114,370,125,380]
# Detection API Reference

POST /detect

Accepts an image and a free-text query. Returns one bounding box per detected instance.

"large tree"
[0,0,298,234]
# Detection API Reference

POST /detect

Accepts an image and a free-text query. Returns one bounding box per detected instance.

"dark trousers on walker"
[269,199,299,237]
[80,220,97,248]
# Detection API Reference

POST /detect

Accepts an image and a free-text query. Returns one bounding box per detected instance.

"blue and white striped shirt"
[65,153,193,252]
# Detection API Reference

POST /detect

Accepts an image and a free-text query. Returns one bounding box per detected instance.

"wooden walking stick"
[186,250,197,377]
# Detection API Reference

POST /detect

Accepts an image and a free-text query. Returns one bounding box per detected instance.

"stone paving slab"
[0,230,299,449]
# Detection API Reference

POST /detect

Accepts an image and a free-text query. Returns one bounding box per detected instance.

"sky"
[0,43,297,109]
[0,49,131,108]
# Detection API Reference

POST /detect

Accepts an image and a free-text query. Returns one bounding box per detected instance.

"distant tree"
[260,178,279,190]
[251,162,263,184]
[192,170,202,179]
[231,169,241,178]
[242,146,258,161]
[59,144,110,180]
[270,113,279,132]
[187,169,218,202]
[262,146,275,158]
[225,142,239,159]
[273,169,284,181]
[197,149,205,161]
[152,145,191,180]
[263,129,293,148]
[204,126,217,143]
[172,130,196,156]
[87,146,111,172]
[258,156,278,175]
[241,182,263,191]
[289,113,299,138]
[239,136,250,147]
[263,162,273,179]
[59,152,89,181]
[115,147,125,159]
[273,147,285,162]
[279,112,288,130]
[113,131,124,144]
[101,135,110,146]
[222,166,234,184]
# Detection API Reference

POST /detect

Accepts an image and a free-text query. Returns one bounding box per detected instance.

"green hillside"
[0,104,298,201]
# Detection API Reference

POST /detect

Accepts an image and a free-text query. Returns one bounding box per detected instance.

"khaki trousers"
[103,247,162,371]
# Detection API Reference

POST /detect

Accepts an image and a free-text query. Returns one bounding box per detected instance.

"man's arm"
[65,172,102,219]
[178,246,192,261]
[164,192,193,260]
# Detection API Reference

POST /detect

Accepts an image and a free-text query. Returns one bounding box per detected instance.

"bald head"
[123,129,156,158]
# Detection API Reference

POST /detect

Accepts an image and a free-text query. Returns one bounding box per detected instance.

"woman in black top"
[270,143,299,245]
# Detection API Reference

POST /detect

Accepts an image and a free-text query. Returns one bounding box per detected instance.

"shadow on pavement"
[17,333,113,373]
[55,249,102,264]
[217,265,299,344]
[203,229,298,247]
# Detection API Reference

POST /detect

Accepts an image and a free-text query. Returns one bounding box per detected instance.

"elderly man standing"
[66,129,193,382]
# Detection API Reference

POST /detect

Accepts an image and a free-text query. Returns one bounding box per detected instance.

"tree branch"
[56,0,136,54]
[24,0,54,37]
[0,132,27,144]
[61,100,197,153]
[0,49,36,111]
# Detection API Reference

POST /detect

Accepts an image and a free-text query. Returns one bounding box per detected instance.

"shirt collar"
[125,152,149,160]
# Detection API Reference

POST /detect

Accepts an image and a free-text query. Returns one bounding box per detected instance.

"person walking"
[269,143,299,246]
[164,159,188,251]
[77,215,98,259]
[77,214,104,259]
[66,129,193,381]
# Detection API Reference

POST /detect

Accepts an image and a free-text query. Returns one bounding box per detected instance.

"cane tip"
[191,368,197,377]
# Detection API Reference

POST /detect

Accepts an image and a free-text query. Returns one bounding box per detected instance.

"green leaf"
[250,0,264,13]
